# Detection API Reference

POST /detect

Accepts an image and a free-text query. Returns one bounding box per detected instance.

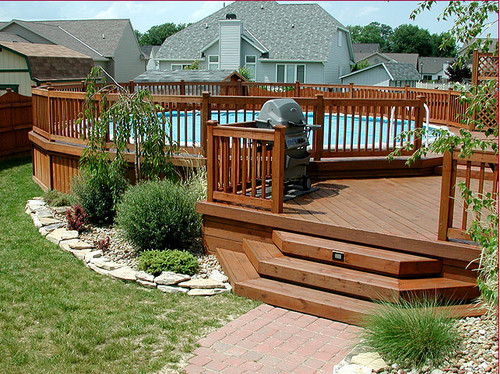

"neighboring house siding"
[112,23,145,82]
[0,49,33,96]
[324,29,351,84]
[219,21,242,70]
[341,66,390,86]
[0,24,52,44]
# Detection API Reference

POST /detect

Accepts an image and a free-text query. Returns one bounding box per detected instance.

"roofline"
[0,42,35,80]
[381,63,394,80]
[339,62,386,79]
[159,58,206,62]
[259,59,324,64]
[0,20,57,45]
[56,25,104,57]
[241,34,268,54]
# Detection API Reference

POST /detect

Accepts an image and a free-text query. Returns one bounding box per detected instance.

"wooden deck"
[283,175,445,241]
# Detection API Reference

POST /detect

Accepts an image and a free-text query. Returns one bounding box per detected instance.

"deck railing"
[31,88,425,161]
[39,81,469,129]
[438,149,498,241]
[206,120,285,213]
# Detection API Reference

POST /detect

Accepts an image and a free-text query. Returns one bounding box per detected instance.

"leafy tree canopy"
[445,63,471,82]
[135,22,189,46]
[348,22,457,57]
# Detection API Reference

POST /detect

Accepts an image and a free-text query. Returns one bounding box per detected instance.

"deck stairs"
[216,230,482,325]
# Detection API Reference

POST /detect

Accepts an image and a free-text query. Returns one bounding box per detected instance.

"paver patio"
[184,304,362,374]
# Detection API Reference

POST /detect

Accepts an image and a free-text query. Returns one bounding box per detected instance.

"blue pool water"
[164,110,414,149]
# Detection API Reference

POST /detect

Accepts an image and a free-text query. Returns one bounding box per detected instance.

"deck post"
[206,120,218,203]
[295,81,300,97]
[438,150,454,241]
[180,80,186,96]
[313,94,324,161]
[446,88,452,126]
[201,92,211,156]
[272,125,286,213]
[414,95,425,151]
[47,86,53,141]
[128,80,134,94]
[404,85,409,99]
[349,82,354,98]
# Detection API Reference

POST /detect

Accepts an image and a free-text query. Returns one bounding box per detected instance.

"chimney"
[219,15,242,70]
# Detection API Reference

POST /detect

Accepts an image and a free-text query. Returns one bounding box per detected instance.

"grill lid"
[256,99,306,127]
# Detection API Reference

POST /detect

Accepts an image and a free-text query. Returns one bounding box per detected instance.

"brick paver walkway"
[184,304,362,374]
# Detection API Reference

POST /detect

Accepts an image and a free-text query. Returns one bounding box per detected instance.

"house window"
[276,64,306,83]
[337,31,342,47]
[172,64,191,70]
[208,55,219,70]
[245,55,256,81]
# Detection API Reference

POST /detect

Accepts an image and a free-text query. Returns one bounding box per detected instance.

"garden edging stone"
[26,198,232,297]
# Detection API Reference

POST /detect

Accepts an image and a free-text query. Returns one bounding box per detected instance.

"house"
[340,62,421,87]
[0,19,145,82]
[418,56,454,82]
[355,52,419,69]
[0,41,93,96]
[141,45,161,71]
[353,43,380,61]
[155,1,354,84]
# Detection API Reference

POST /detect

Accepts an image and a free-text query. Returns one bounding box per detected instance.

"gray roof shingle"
[418,56,454,74]
[0,32,30,43]
[133,69,244,82]
[353,43,380,54]
[157,1,345,61]
[0,19,132,61]
[383,62,420,81]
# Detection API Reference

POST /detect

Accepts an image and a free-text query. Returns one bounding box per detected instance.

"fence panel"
[0,91,33,158]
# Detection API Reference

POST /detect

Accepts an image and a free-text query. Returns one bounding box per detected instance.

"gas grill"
[256,99,319,190]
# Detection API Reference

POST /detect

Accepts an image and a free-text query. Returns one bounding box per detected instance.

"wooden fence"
[0,91,32,159]
[471,50,499,131]
[438,149,498,241]
[206,121,285,213]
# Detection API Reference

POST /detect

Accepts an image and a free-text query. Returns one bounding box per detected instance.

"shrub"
[65,204,88,232]
[116,179,201,251]
[138,249,199,276]
[94,236,111,253]
[71,165,128,225]
[359,297,461,369]
[43,189,72,207]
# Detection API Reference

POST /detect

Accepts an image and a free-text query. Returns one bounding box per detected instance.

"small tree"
[184,60,200,70]
[79,66,177,182]
[445,63,472,83]
[238,66,253,81]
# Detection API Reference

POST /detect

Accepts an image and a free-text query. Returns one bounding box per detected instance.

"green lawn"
[0,157,258,374]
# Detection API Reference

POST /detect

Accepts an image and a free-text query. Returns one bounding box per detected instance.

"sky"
[0,1,498,38]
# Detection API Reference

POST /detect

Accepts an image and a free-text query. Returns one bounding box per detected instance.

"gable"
[157,1,348,62]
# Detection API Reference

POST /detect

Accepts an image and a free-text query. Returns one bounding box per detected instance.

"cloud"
[358,6,380,17]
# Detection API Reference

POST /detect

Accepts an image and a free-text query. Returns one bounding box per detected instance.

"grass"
[0,157,259,374]
[359,297,461,369]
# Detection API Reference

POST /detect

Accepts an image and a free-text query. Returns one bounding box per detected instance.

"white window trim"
[208,55,219,70]
[245,55,257,81]
[276,64,306,83]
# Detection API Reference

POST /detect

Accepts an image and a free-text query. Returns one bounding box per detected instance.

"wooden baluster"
[231,137,238,194]
[251,139,257,197]
[261,142,267,199]
[461,161,472,231]
[241,138,247,197]
[272,125,285,213]
[206,120,216,202]
[223,137,229,193]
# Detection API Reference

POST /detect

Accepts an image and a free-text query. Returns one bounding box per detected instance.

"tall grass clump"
[116,179,201,251]
[360,297,461,369]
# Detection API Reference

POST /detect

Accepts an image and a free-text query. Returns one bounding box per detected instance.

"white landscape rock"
[26,200,46,212]
[88,263,111,276]
[59,239,81,252]
[71,249,92,261]
[68,241,93,250]
[157,285,189,294]
[333,364,372,374]
[350,352,387,372]
[135,271,155,283]
[39,217,62,226]
[52,206,70,215]
[178,278,225,289]
[209,269,228,283]
[109,266,137,281]
[39,222,65,236]
[91,257,123,271]
[154,271,191,286]
[46,228,68,245]
[187,288,216,296]
[61,230,79,241]
[34,207,54,219]
[136,279,157,288]
[84,250,103,263]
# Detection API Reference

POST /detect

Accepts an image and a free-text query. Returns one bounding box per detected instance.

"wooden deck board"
[283,176,446,240]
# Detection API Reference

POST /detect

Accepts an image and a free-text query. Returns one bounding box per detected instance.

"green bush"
[138,249,199,276]
[360,297,461,369]
[71,166,128,225]
[116,179,201,251]
[43,189,72,207]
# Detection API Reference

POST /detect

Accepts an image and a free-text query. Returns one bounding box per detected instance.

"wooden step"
[216,248,483,325]
[273,231,442,277]
[243,239,479,302]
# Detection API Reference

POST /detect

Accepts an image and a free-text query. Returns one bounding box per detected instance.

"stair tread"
[244,239,478,301]
[217,247,483,325]
[273,231,442,277]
